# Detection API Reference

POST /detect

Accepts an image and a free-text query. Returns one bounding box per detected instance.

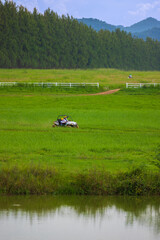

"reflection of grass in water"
[0,195,159,216]
[0,195,160,233]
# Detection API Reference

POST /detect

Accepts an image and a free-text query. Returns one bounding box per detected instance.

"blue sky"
[4,0,160,26]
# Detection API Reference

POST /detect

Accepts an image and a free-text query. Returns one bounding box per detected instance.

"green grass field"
[0,68,160,87]
[0,86,159,173]
[0,69,160,194]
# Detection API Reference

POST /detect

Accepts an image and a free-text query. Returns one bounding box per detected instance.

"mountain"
[77,18,117,32]
[77,17,160,41]
[125,17,160,33]
[133,28,160,41]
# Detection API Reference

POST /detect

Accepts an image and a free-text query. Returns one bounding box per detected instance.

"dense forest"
[0,0,160,70]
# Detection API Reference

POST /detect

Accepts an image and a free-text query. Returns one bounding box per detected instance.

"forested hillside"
[77,18,118,32]
[125,17,160,33]
[78,17,160,41]
[0,1,160,70]
[133,28,160,41]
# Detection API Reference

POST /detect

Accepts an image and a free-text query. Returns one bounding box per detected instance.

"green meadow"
[0,68,160,87]
[0,69,160,195]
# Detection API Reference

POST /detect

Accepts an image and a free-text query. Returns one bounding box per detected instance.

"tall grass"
[0,166,160,195]
[0,84,104,94]
[0,166,60,194]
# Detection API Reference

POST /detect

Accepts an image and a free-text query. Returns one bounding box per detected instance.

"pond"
[0,196,160,240]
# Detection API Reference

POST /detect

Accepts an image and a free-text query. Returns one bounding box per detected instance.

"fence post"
[70,83,71,88]
[97,83,99,88]
[140,83,142,88]
[126,83,128,88]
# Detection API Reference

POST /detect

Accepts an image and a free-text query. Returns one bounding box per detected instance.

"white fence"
[126,83,160,88]
[0,82,99,88]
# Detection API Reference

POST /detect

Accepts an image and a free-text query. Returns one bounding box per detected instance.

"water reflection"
[0,196,160,240]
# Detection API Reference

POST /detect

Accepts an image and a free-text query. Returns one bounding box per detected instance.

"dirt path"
[0,89,120,98]
[80,89,120,96]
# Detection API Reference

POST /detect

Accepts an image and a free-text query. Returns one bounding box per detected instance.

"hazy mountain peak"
[125,17,160,33]
[77,18,117,32]
[77,17,160,41]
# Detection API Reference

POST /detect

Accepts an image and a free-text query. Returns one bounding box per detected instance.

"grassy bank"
[0,71,160,195]
[0,166,160,195]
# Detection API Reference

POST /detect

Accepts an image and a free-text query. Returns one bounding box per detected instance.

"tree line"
[0,0,160,70]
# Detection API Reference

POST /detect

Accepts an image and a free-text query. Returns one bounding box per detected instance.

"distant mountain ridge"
[77,18,117,32]
[77,17,160,41]
[124,17,160,33]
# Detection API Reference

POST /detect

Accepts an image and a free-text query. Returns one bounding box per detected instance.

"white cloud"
[128,1,160,17]
[42,0,87,16]
[16,0,40,12]
[43,0,70,15]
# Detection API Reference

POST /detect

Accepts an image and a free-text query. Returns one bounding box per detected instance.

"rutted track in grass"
[81,89,120,96]
[0,89,120,97]
[0,127,159,134]
[54,88,121,97]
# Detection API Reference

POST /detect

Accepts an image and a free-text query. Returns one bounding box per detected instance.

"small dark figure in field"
[53,115,79,128]
[128,74,133,79]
